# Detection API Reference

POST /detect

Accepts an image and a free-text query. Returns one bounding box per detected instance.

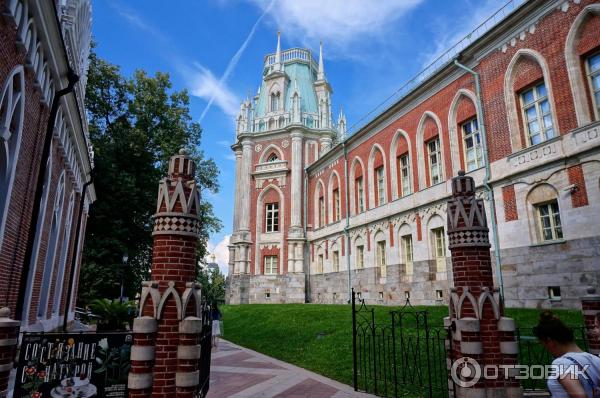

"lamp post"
[120,252,129,304]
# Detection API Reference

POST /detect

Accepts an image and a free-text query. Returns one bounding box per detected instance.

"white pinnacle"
[317,41,325,80]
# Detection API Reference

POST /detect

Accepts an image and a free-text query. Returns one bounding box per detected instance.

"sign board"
[14,333,132,398]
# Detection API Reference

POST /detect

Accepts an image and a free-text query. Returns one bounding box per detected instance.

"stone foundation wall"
[227,273,305,304]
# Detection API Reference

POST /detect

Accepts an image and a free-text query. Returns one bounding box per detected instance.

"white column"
[290,132,303,229]
[239,140,253,232]
[232,149,243,232]
[320,136,332,153]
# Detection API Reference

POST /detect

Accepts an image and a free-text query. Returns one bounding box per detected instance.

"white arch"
[259,143,284,163]
[448,89,480,175]
[367,144,387,209]
[52,191,75,314]
[389,129,412,200]
[416,111,447,190]
[349,156,365,215]
[504,48,559,152]
[254,184,285,275]
[565,4,600,126]
[313,179,326,228]
[0,65,25,253]
[327,170,341,223]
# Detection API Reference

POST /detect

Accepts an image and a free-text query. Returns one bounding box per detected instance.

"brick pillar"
[581,287,600,355]
[128,149,205,397]
[0,307,19,397]
[445,171,522,398]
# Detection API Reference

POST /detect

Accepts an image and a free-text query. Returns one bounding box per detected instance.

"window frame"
[375,166,386,206]
[356,176,364,213]
[318,196,325,228]
[432,227,446,258]
[398,154,411,197]
[401,234,414,275]
[317,254,324,274]
[356,244,364,269]
[585,51,600,121]
[461,118,483,172]
[519,82,555,147]
[427,138,443,185]
[535,200,563,242]
[376,240,386,278]
[264,255,278,275]
[270,92,280,112]
[332,250,339,272]
[333,188,340,222]
[265,202,279,233]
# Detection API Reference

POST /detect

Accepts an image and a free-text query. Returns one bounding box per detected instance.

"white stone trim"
[176,371,200,387]
[500,341,519,355]
[498,316,516,332]
[456,318,480,333]
[565,4,600,127]
[259,143,285,163]
[327,170,341,224]
[503,48,560,153]
[177,344,202,360]
[130,346,155,361]
[416,111,447,190]
[0,338,17,347]
[367,143,388,209]
[132,316,158,334]
[348,156,366,216]
[157,281,183,320]
[448,89,479,176]
[255,183,285,275]
[179,317,202,334]
[389,129,413,200]
[128,372,153,390]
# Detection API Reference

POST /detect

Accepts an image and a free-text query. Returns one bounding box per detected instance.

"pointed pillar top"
[317,40,325,80]
[273,31,282,72]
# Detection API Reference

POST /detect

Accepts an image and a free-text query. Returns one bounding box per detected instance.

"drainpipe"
[454,60,505,304]
[343,142,352,303]
[15,68,79,321]
[63,172,93,331]
[303,167,310,302]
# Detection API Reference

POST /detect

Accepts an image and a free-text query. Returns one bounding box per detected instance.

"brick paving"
[207,340,375,398]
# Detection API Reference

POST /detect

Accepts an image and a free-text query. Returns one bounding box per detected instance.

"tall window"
[401,234,413,275]
[317,254,324,274]
[377,240,386,277]
[520,82,554,146]
[356,245,364,269]
[0,67,25,251]
[264,255,277,275]
[333,188,340,222]
[265,202,279,232]
[536,201,563,242]
[332,250,339,272]
[270,93,280,112]
[319,196,325,227]
[266,152,279,162]
[398,154,411,197]
[427,138,442,185]
[432,227,446,273]
[356,177,364,213]
[587,53,600,120]
[376,166,385,206]
[461,118,483,171]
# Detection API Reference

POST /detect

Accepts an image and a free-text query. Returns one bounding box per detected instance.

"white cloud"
[187,64,240,119]
[205,234,231,275]
[247,0,423,53]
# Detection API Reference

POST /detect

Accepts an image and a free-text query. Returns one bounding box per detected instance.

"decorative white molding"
[128,373,153,390]
[157,282,183,321]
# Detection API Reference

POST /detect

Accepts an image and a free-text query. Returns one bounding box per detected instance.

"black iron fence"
[352,290,453,398]
[198,301,213,398]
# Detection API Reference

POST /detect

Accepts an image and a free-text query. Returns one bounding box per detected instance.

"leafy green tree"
[197,263,226,304]
[79,49,221,306]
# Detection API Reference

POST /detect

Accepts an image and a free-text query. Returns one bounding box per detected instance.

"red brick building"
[228,0,600,308]
[0,0,95,331]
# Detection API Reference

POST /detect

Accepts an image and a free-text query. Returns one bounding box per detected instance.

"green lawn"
[221,304,582,389]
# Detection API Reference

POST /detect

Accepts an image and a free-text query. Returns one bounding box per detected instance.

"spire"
[338,108,347,140]
[274,31,282,72]
[317,41,325,80]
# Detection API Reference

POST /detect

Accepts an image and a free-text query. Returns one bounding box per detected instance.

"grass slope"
[221,304,582,387]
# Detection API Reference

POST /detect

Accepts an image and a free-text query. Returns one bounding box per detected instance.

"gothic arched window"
[266,152,279,162]
[0,66,25,251]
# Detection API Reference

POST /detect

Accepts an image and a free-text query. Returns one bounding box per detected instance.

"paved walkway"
[207,340,375,398]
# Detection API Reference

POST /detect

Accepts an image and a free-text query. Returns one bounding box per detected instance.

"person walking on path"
[211,301,222,349]
[534,311,600,398]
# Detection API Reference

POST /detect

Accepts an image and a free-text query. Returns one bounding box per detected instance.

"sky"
[91,0,516,274]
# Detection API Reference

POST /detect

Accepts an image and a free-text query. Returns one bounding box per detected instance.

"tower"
[227,35,343,303]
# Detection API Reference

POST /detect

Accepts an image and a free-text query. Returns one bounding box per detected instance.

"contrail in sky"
[199,0,277,121]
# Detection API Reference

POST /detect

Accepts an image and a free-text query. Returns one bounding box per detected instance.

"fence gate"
[352,290,453,398]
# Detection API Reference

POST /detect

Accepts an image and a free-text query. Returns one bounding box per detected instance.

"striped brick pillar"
[445,171,522,398]
[128,149,205,397]
[581,286,600,355]
[0,307,19,398]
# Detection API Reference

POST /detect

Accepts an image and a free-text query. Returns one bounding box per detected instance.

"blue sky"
[91,0,511,273]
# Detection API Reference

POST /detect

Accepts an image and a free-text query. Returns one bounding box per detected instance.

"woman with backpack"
[534,311,600,397]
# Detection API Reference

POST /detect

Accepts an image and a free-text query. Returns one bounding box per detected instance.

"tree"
[79,48,221,306]
[196,264,226,304]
